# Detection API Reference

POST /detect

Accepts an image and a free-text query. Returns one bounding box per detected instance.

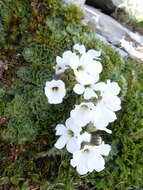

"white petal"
[84,88,97,100]
[76,72,96,85]
[73,44,86,54]
[93,82,106,91]
[54,135,68,149]
[103,95,121,111]
[102,127,112,134]
[69,54,80,69]
[63,50,73,58]
[56,56,63,65]
[92,101,117,130]
[70,151,81,167]
[65,117,82,135]
[78,132,91,144]
[55,63,66,75]
[96,144,111,156]
[107,80,120,95]
[70,102,95,127]
[76,154,88,175]
[86,60,103,75]
[87,50,101,58]
[66,138,80,153]
[73,84,84,95]
[55,124,66,136]
[48,95,63,104]
[88,153,105,172]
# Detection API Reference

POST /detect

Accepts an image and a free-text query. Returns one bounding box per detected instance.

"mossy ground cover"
[0,0,143,189]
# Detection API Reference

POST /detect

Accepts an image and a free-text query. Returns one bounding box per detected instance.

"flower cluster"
[44,44,121,175]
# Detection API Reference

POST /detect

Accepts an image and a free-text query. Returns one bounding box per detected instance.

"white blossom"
[94,80,120,96]
[56,51,73,66]
[70,102,95,127]
[70,53,102,82]
[94,80,121,111]
[54,118,82,153]
[54,118,91,153]
[79,53,102,76]
[70,143,111,175]
[45,80,66,104]
[55,62,67,75]
[92,101,117,134]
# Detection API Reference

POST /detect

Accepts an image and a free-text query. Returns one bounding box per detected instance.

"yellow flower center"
[52,86,59,92]
[81,104,89,110]
[84,148,90,153]
[77,65,84,72]
[84,84,91,88]
[67,130,74,137]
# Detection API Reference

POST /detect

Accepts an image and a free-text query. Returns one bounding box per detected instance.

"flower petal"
[96,144,111,156]
[73,84,84,95]
[103,94,121,111]
[88,153,105,172]
[73,44,86,54]
[65,117,82,135]
[84,88,97,100]
[54,135,68,149]
[55,124,66,136]
[56,56,63,65]
[87,49,101,58]
[76,154,88,175]
[70,151,81,167]
[66,138,80,153]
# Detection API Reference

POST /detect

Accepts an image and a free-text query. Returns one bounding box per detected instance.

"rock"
[86,0,143,21]
[84,5,143,61]
[65,0,86,8]
[113,0,143,21]
[86,0,116,14]
[96,34,128,58]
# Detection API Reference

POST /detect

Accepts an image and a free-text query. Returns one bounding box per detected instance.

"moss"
[0,0,143,189]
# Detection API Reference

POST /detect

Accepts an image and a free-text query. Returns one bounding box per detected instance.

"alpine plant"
[44,44,121,175]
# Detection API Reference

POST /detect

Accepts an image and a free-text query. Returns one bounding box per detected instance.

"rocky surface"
[65,0,143,61]
[86,0,116,14]
[112,0,143,21]
[84,5,143,61]
[86,0,143,21]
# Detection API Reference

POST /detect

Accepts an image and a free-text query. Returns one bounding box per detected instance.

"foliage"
[0,0,143,189]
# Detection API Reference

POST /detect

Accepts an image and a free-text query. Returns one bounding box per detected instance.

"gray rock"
[86,0,116,14]
[84,5,143,61]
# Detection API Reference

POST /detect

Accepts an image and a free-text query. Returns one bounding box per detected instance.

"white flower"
[79,53,102,76]
[56,50,73,66]
[45,80,66,104]
[73,83,98,100]
[70,143,111,175]
[68,53,101,85]
[55,60,67,75]
[95,80,121,111]
[55,51,74,74]
[70,102,95,127]
[71,53,102,81]
[54,118,83,153]
[92,101,117,134]
[102,94,121,112]
[95,80,120,96]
